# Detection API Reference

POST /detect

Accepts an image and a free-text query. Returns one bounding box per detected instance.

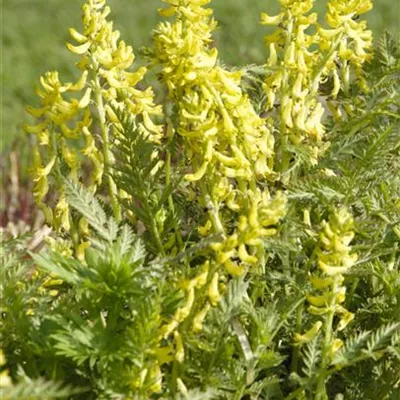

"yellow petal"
[224,259,245,276]
[148,363,162,393]
[35,156,57,179]
[78,88,92,108]
[174,288,195,323]
[192,304,211,332]
[68,71,88,91]
[329,338,344,356]
[208,273,222,306]
[125,67,147,86]
[307,294,327,307]
[174,331,184,363]
[69,28,88,43]
[66,41,91,55]
[198,219,213,236]
[337,311,354,331]
[309,275,334,290]
[26,105,47,118]
[24,121,48,134]
[238,244,258,265]
[319,261,350,276]
[185,160,208,182]
[260,12,283,25]
[158,6,176,17]
[294,321,323,344]
[142,111,161,134]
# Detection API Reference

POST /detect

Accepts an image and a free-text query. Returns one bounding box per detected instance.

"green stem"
[93,74,121,222]
[278,17,294,176]
[284,387,305,400]
[315,279,338,400]
[170,360,179,397]
[141,192,166,257]
[270,296,305,342]
[291,301,304,374]
[310,34,344,96]
[345,278,359,307]
[326,353,378,376]
[166,150,184,251]
[200,182,225,236]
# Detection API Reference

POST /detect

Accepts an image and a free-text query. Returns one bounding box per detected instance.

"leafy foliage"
[1,2,400,399]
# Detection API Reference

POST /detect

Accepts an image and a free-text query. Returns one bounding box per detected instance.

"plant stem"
[166,150,184,251]
[284,387,305,400]
[278,17,294,176]
[310,34,343,96]
[170,360,179,397]
[315,279,338,399]
[270,296,305,342]
[140,190,166,257]
[291,301,304,373]
[93,74,121,222]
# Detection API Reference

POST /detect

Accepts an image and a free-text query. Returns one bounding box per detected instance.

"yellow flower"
[174,331,185,362]
[208,272,222,306]
[307,208,357,333]
[294,321,323,344]
[148,362,162,393]
[192,303,211,332]
[328,338,344,357]
[260,12,283,25]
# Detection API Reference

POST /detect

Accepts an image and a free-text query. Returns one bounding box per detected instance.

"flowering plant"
[1,0,399,399]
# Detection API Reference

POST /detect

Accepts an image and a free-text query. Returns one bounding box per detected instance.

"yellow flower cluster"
[152,0,287,279]
[25,0,162,231]
[296,209,358,350]
[322,0,373,94]
[262,0,325,165]
[261,0,373,166]
[25,71,101,230]
[67,0,163,143]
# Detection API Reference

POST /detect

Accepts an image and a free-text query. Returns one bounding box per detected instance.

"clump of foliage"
[1,0,399,399]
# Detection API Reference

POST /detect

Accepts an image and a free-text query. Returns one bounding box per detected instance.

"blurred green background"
[2,0,399,151]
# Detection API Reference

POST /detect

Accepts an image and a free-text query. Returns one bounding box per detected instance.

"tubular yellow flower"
[148,362,162,393]
[260,12,283,26]
[294,321,323,344]
[328,338,344,357]
[174,331,185,362]
[192,303,211,332]
[208,272,222,306]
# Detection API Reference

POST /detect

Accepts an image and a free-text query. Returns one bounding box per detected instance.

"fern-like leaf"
[0,376,82,399]
[64,179,117,242]
[302,336,321,379]
[366,322,400,354]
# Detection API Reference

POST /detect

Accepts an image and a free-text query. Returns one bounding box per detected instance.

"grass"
[1,0,398,151]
